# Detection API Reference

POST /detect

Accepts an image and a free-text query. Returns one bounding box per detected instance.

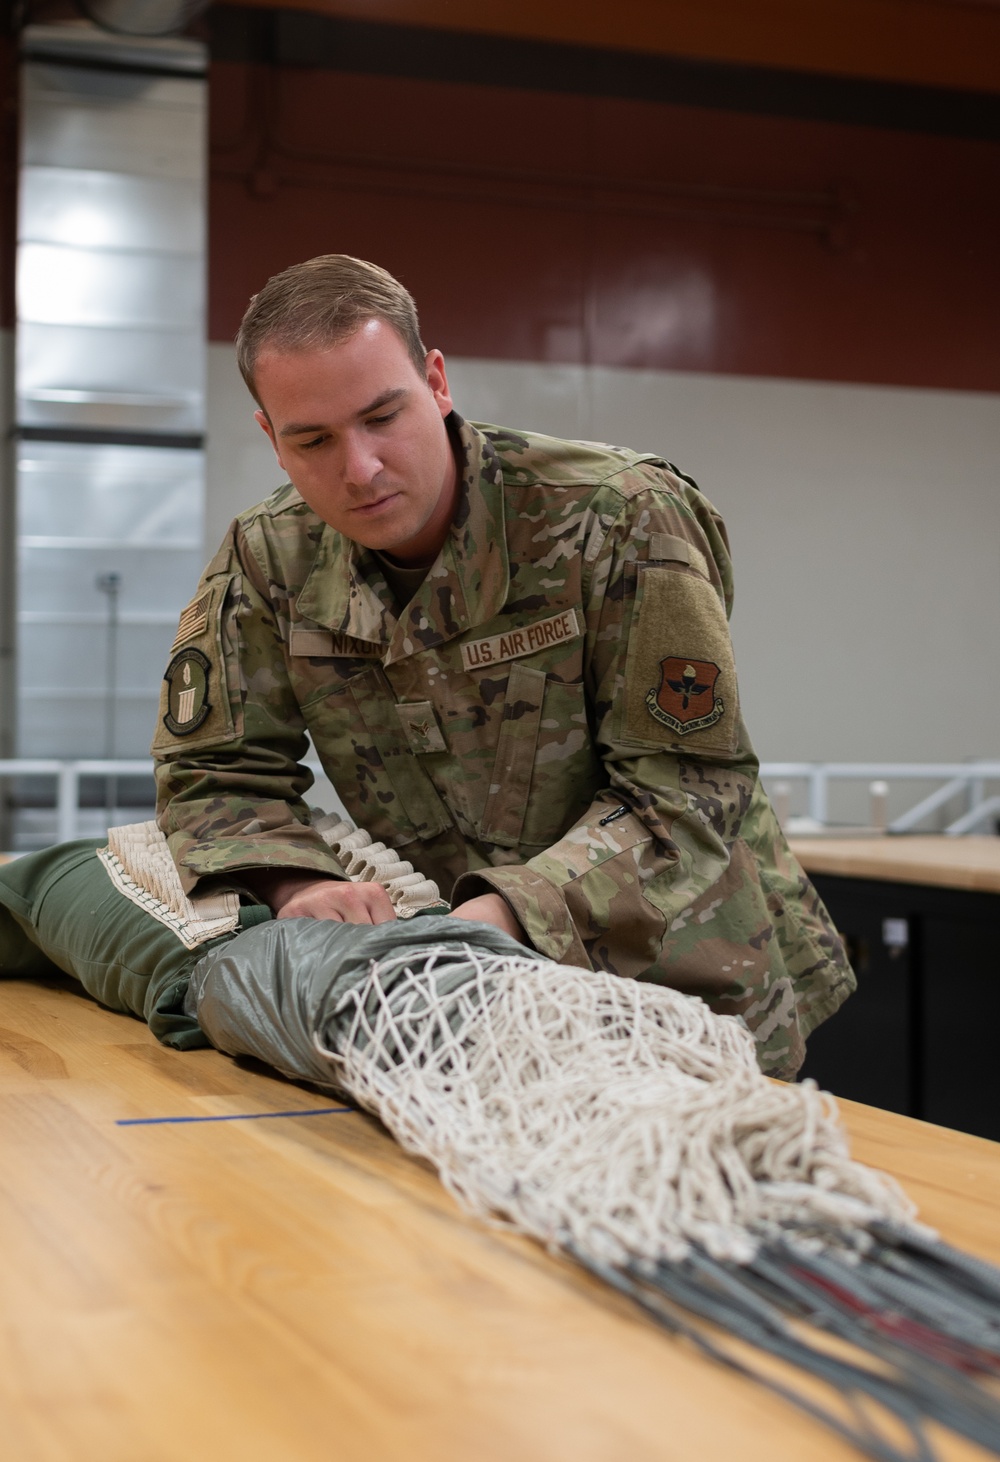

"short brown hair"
[236,255,427,405]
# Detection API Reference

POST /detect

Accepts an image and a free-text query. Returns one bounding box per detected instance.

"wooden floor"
[3,975,1000,1462]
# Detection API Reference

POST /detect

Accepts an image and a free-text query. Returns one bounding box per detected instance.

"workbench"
[791,836,1000,1140]
[2,973,998,1462]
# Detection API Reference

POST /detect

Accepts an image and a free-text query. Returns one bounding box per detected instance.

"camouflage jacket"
[153,415,854,1077]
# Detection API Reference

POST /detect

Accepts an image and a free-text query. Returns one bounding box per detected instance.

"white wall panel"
[17,695,165,762]
[583,368,1000,764]
[205,343,1000,764]
[205,345,282,547]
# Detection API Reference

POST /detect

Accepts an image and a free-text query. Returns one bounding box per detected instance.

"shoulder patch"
[162,647,213,736]
[646,658,724,735]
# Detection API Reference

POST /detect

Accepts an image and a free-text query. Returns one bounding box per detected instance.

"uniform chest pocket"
[308,666,453,847]
[479,662,547,847]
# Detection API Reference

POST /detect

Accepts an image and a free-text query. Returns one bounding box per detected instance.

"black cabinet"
[799,873,1000,1143]
[921,914,1000,1140]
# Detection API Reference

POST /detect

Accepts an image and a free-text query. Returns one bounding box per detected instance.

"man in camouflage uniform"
[153,255,853,1079]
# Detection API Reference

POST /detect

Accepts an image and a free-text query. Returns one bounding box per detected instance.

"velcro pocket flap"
[152,576,239,753]
[289,627,334,657]
[649,532,709,578]
[479,662,546,847]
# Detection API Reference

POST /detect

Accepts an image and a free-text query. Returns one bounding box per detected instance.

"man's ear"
[425,349,454,420]
[255,408,283,464]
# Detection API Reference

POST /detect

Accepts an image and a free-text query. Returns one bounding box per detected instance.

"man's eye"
[367,410,400,427]
[301,435,327,450]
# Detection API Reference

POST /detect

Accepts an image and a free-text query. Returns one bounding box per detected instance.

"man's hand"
[243,869,397,924]
[449,892,527,943]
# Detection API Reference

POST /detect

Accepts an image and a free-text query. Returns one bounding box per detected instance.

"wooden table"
[789,835,1000,894]
[2,975,998,1462]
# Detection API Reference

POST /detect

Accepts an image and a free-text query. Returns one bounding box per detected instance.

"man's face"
[254,319,458,565]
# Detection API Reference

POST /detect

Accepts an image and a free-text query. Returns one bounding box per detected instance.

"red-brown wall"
[1,30,997,393]
[209,59,1000,391]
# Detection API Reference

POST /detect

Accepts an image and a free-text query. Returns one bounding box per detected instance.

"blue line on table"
[117,1106,354,1126]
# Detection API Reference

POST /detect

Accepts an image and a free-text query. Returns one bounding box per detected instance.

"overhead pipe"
[77,0,209,37]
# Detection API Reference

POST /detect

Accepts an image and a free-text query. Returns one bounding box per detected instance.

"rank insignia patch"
[163,647,212,736]
[645,657,724,735]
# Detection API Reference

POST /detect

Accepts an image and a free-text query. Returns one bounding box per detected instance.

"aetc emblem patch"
[163,647,212,736]
[646,657,724,735]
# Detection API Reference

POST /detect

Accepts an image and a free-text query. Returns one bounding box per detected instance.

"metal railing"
[1,758,999,848]
[0,759,157,845]
[0,758,335,850]
[759,761,1000,836]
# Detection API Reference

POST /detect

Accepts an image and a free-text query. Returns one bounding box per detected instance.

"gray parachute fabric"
[187,914,523,1086]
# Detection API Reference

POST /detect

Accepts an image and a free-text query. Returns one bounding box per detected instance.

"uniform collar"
[296,414,509,662]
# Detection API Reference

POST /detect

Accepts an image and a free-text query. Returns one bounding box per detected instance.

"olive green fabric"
[371,549,431,609]
[0,840,246,1049]
[0,901,58,980]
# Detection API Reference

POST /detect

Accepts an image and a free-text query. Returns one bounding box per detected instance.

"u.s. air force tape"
[461,609,580,672]
[162,647,212,736]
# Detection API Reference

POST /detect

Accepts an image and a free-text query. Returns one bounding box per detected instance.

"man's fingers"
[357,883,397,924]
[277,904,345,922]
[273,880,395,923]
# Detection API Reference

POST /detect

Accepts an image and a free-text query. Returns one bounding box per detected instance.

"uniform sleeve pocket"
[151,575,241,754]
[617,563,740,757]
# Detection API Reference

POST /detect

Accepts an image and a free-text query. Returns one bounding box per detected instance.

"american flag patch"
[171,592,211,650]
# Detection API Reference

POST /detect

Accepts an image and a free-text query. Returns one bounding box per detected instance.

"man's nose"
[341,433,382,490]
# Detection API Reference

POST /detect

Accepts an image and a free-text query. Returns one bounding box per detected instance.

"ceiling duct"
[8,17,208,812]
[77,0,209,38]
